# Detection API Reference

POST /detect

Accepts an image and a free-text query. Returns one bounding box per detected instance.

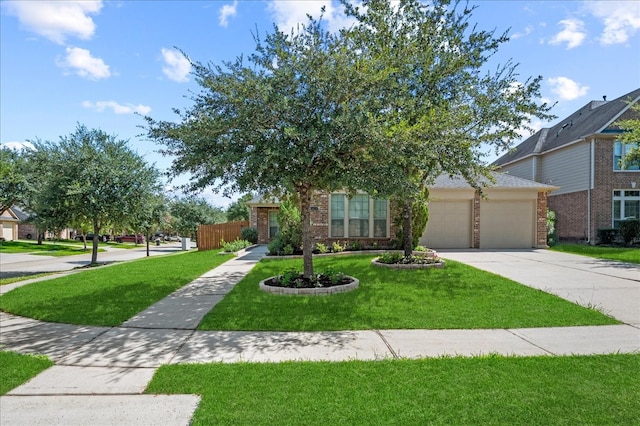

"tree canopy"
[28,125,160,263]
[145,0,554,275]
[618,103,640,169]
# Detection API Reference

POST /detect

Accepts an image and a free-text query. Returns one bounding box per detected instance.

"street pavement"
[0,246,638,425]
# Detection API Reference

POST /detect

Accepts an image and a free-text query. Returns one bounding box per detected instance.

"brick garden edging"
[259,276,359,295]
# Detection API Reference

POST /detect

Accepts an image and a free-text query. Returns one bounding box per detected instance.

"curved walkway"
[1,247,639,425]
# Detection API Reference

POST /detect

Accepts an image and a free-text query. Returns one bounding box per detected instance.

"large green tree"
[343,0,555,255]
[169,196,225,239]
[145,16,378,277]
[29,125,160,263]
[226,193,253,222]
[0,146,33,213]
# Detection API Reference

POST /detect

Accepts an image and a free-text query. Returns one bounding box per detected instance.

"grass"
[550,243,640,264]
[146,354,640,425]
[0,351,53,395]
[0,250,233,326]
[198,255,618,331]
[0,240,105,256]
[0,272,58,286]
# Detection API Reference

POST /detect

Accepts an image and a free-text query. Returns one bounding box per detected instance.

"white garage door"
[420,200,472,248]
[480,200,535,248]
[2,223,15,241]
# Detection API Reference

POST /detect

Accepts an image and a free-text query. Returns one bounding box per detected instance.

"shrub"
[348,240,363,251]
[547,209,557,246]
[618,220,640,245]
[597,229,618,245]
[331,241,345,253]
[277,199,302,251]
[221,239,251,253]
[240,227,258,244]
[378,251,404,264]
[315,242,328,254]
[268,237,285,255]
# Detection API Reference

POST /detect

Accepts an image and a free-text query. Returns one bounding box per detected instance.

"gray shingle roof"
[494,88,640,166]
[431,172,557,190]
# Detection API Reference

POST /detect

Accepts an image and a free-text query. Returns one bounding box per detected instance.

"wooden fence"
[197,221,249,251]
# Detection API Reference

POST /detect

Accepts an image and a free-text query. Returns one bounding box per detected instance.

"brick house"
[248,172,556,249]
[493,88,640,243]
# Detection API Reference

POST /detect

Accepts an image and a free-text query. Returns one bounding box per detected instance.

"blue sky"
[2,0,639,207]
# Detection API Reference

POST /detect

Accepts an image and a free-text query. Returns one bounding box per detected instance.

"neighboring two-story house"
[493,88,640,243]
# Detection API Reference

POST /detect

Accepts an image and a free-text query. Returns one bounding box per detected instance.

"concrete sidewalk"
[1,247,639,425]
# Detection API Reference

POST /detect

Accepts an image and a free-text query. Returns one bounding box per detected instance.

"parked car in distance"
[115,234,145,244]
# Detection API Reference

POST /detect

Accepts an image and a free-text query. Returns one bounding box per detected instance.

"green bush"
[221,239,251,253]
[597,229,618,245]
[268,237,284,255]
[393,191,429,250]
[618,220,640,245]
[378,251,404,264]
[240,227,258,244]
[277,199,302,251]
[315,243,328,254]
[331,241,345,253]
[547,209,557,246]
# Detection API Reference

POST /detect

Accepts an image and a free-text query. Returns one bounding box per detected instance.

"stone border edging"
[259,276,359,295]
[371,258,446,270]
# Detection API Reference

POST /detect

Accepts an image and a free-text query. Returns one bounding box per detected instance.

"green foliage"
[331,241,345,253]
[240,226,258,244]
[394,195,429,251]
[378,251,404,264]
[550,244,640,264]
[0,147,33,212]
[276,198,302,251]
[618,219,640,245]
[170,196,225,239]
[221,239,252,253]
[267,238,284,256]
[597,229,619,245]
[547,209,557,246]
[226,193,252,222]
[347,240,363,251]
[618,103,640,169]
[315,242,328,254]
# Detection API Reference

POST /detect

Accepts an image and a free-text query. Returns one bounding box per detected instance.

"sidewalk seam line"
[505,328,555,356]
[374,330,398,359]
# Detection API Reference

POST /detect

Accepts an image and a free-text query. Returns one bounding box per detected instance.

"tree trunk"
[299,186,314,279]
[91,224,99,264]
[403,198,413,257]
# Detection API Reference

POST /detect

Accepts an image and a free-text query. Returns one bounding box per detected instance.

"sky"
[1,0,639,207]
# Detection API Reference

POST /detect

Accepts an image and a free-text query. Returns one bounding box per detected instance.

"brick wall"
[548,190,588,241]
[592,136,640,241]
[536,191,549,247]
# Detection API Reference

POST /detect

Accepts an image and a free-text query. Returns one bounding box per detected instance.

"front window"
[614,141,640,171]
[613,190,640,228]
[268,211,279,238]
[330,194,388,238]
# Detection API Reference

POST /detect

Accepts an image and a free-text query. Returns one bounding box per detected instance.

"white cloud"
[584,1,640,45]
[161,48,191,83]
[219,1,238,28]
[549,19,587,49]
[3,0,102,44]
[58,47,111,80]
[547,77,589,101]
[1,141,35,151]
[511,25,534,40]
[82,100,151,115]
[267,0,356,34]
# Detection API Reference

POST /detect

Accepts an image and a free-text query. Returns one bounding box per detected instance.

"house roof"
[494,88,640,166]
[248,172,556,206]
[0,208,19,221]
[9,205,30,221]
[431,172,557,191]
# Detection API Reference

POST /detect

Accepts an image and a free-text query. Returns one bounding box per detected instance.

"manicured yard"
[551,244,640,264]
[147,354,640,425]
[198,255,618,331]
[0,240,105,256]
[0,351,53,395]
[0,250,233,326]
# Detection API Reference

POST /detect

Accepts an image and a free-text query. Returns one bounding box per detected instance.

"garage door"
[480,200,535,248]
[2,223,14,241]
[420,200,472,248]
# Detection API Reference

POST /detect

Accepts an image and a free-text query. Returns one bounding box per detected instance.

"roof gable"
[494,88,640,166]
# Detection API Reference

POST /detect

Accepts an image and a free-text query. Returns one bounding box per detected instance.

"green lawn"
[0,240,104,256]
[0,272,58,286]
[550,243,640,264]
[0,351,53,395]
[147,354,640,425]
[0,250,233,326]
[198,255,618,331]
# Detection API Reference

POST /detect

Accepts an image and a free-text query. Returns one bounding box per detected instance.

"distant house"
[493,88,640,243]
[0,207,19,241]
[4,206,73,241]
[248,172,556,249]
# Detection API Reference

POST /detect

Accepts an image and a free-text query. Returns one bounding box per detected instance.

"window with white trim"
[330,194,389,238]
[613,190,640,228]
[613,141,639,171]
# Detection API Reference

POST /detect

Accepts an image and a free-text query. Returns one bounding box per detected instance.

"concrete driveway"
[439,249,640,327]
